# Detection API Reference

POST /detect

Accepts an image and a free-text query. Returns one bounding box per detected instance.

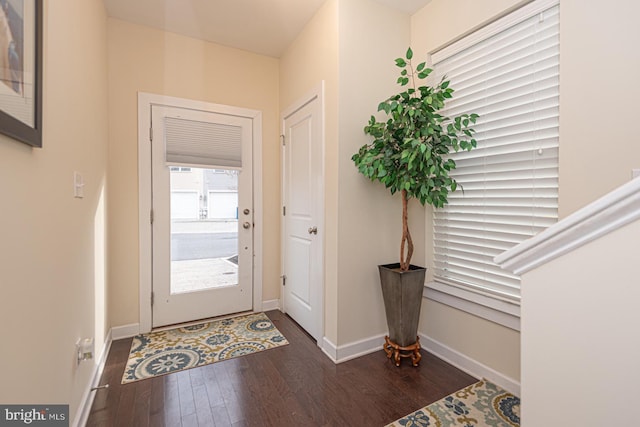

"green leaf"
[406,47,413,60]
[352,48,479,211]
[417,69,432,79]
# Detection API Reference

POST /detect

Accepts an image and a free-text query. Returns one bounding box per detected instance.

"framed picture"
[0,0,42,148]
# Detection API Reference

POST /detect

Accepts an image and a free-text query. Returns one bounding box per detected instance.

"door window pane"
[169,167,239,294]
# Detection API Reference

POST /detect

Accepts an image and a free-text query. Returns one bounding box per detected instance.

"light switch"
[74,172,84,198]
[633,169,640,179]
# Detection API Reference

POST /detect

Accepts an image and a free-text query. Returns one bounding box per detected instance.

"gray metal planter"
[378,263,426,348]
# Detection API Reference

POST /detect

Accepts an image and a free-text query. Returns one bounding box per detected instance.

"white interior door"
[151,105,253,327]
[282,91,323,342]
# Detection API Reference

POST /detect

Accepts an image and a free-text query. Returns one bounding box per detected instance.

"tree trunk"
[400,189,413,271]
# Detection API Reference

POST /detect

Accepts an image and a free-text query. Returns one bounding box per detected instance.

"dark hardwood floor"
[87,310,476,426]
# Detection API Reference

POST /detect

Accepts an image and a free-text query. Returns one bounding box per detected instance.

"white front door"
[282,90,323,342]
[151,105,253,327]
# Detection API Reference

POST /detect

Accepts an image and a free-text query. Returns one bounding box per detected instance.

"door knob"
[308,226,318,235]
[243,222,251,229]
[243,208,250,215]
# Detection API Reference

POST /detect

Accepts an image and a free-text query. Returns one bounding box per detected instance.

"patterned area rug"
[121,312,288,384]
[387,379,520,427]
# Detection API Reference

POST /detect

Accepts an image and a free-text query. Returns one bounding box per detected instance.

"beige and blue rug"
[386,379,520,427]
[121,312,288,384]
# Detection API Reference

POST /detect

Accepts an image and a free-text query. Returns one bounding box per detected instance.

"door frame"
[280,82,325,344]
[138,92,263,333]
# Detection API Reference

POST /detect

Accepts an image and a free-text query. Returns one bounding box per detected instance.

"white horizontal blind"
[164,117,243,169]
[431,2,559,302]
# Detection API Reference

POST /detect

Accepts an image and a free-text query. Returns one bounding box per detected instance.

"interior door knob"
[308,226,318,235]
[243,222,251,229]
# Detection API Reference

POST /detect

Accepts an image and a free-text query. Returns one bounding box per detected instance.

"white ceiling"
[103,0,432,58]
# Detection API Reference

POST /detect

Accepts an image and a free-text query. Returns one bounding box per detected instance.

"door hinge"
[151,292,154,306]
[283,206,286,216]
[150,209,154,224]
[149,127,153,142]
[280,134,285,146]
[282,275,287,286]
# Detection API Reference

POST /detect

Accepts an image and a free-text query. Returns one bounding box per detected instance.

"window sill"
[424,281,521,331]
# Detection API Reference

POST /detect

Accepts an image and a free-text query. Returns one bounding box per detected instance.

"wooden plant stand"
[383,335,421,367]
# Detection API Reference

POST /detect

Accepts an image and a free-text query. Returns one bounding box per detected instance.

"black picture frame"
[0,0,43,148]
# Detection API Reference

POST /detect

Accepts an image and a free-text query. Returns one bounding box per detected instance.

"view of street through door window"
[170,167,239,294]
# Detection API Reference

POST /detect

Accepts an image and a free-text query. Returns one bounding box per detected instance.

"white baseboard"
[72,330,113,427]
[111,323,140,340]
[261,299,280,312]
[419,333,521,396]
[321,333,386,364]
[321,331,520,396]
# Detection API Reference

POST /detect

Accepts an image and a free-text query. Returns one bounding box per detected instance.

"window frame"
[425,0,560,329]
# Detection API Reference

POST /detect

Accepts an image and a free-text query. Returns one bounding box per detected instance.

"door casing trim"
[138,92,263,333]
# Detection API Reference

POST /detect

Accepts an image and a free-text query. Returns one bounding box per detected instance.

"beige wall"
[107,20,280,327]
[0,0,109,422]
[281,0,422,346]
[522,218,640,425]
[421,300,521,379]
[413,0,640,387]
[336,0,416,345]
[524,1,640,423]
[280,0,340,343]
[558,0,640,216]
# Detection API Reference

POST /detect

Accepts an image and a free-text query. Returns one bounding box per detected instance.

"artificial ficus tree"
[352,47,479,271]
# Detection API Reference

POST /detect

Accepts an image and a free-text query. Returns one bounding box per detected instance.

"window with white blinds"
[164,116,243,169]
[431,0,559,302]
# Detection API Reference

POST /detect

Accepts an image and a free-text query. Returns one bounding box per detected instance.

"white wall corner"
[321,334,387,364]
[261,299,281,312]
[111,323,140,340]
[321,337,339,363]
[419,332,521,396]
[495,177,640,275]
[72,329,113,427]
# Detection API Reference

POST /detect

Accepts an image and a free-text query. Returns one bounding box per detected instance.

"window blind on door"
[431,2,559,302]
[164,116,243,169]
